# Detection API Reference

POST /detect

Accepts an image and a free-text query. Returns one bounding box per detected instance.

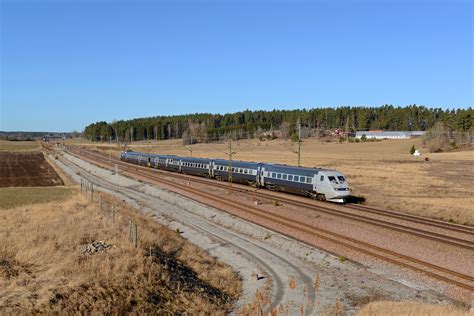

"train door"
[210,161,214,178]
[312,174,318,192]
[259,166,265,186]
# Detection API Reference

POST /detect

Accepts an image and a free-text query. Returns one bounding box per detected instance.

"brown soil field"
[72,137,474,225]
[0,191,240,314]
[0,152,64,187]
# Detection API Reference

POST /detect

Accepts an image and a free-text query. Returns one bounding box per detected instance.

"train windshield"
[337,176,345,183]
[328,176,338,184]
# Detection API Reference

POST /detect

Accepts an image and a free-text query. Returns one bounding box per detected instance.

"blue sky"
[1,0,472,132]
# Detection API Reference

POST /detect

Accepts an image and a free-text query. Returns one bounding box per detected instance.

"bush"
[361,134,367,142]
[410,145,416,155]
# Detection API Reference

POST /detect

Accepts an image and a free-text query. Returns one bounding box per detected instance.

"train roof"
[179,157,212,163]
[213,159,260,168]
[262,163,325,176]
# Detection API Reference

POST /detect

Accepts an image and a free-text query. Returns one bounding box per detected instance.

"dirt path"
[53,152,460,315]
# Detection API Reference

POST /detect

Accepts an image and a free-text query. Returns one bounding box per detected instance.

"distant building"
[42,134,67,142]
[355,131,425,140]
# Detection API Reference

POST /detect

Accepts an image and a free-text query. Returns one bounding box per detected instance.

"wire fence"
[80,177,139,248]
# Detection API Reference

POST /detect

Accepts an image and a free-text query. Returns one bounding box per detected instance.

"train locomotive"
[120,151,351,203]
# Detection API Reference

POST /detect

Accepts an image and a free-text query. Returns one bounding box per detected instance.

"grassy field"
[73,137,474,225]
[0,191,240,313]
[0,187,74,209]
[0,140,41,151]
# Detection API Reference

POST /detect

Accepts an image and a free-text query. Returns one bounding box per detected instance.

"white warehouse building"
[355,131,425,140]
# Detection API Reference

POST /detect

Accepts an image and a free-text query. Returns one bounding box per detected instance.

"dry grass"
[72,138,474,225]
[0,187,74,209]
[0,190,240,314]
[0,140,41,151]
[356,301,471,316]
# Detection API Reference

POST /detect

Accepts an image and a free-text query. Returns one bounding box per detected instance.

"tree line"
[83,105,473,142]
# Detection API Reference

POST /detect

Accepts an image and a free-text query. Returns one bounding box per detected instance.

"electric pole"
[345,116,350,143]
[297,120,301,167]
[228,139,236,194]
[185,135,193,158]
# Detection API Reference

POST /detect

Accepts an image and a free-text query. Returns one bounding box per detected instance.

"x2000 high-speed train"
[120,151,351,203]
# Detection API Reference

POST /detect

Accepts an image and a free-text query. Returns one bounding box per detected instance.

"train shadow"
[345,195,366,204]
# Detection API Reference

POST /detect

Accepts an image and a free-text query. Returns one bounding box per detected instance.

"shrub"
[410,145,416,155]
[360,134,367,142]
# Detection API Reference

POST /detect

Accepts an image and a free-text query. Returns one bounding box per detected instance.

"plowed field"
[0,152,63,187]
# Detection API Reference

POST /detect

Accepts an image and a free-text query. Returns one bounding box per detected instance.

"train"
[120,151,351,203]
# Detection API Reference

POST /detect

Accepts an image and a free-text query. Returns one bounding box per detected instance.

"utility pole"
[297,120,301,167]
[345,116,350,143]
[185,135,193,157]
[109,136,112,163]
[228,139,236,194]
[130,127,133,144]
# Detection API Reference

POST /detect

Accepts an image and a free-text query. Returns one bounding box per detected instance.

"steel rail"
[345,203,474,234]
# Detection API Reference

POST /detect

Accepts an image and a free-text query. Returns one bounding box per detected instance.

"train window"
[277,174,282,179]
[299,177,305,182]
[288,175,293,181]
[271,172,276,178]
[282,174,287,180]
[306,178,312,183]
[320,175,324,181]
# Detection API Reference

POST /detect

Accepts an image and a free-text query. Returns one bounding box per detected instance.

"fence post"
[80,178,83,193]
[133,223,138,248]
[91,183,94,200]
[112,205,116,223]
[85,180,88,194]
[100,196,102,212]
[128,220,132,242]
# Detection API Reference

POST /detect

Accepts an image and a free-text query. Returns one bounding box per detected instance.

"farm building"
[355,131,425,140]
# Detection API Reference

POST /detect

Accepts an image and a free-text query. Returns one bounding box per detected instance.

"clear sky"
[1,0,472,132]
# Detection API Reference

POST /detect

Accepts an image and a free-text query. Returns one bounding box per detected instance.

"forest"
[83,105,473,143]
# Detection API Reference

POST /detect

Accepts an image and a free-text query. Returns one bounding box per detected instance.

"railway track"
[69,146,474,250]
[345,203,474,235]
[66,146,474,292]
